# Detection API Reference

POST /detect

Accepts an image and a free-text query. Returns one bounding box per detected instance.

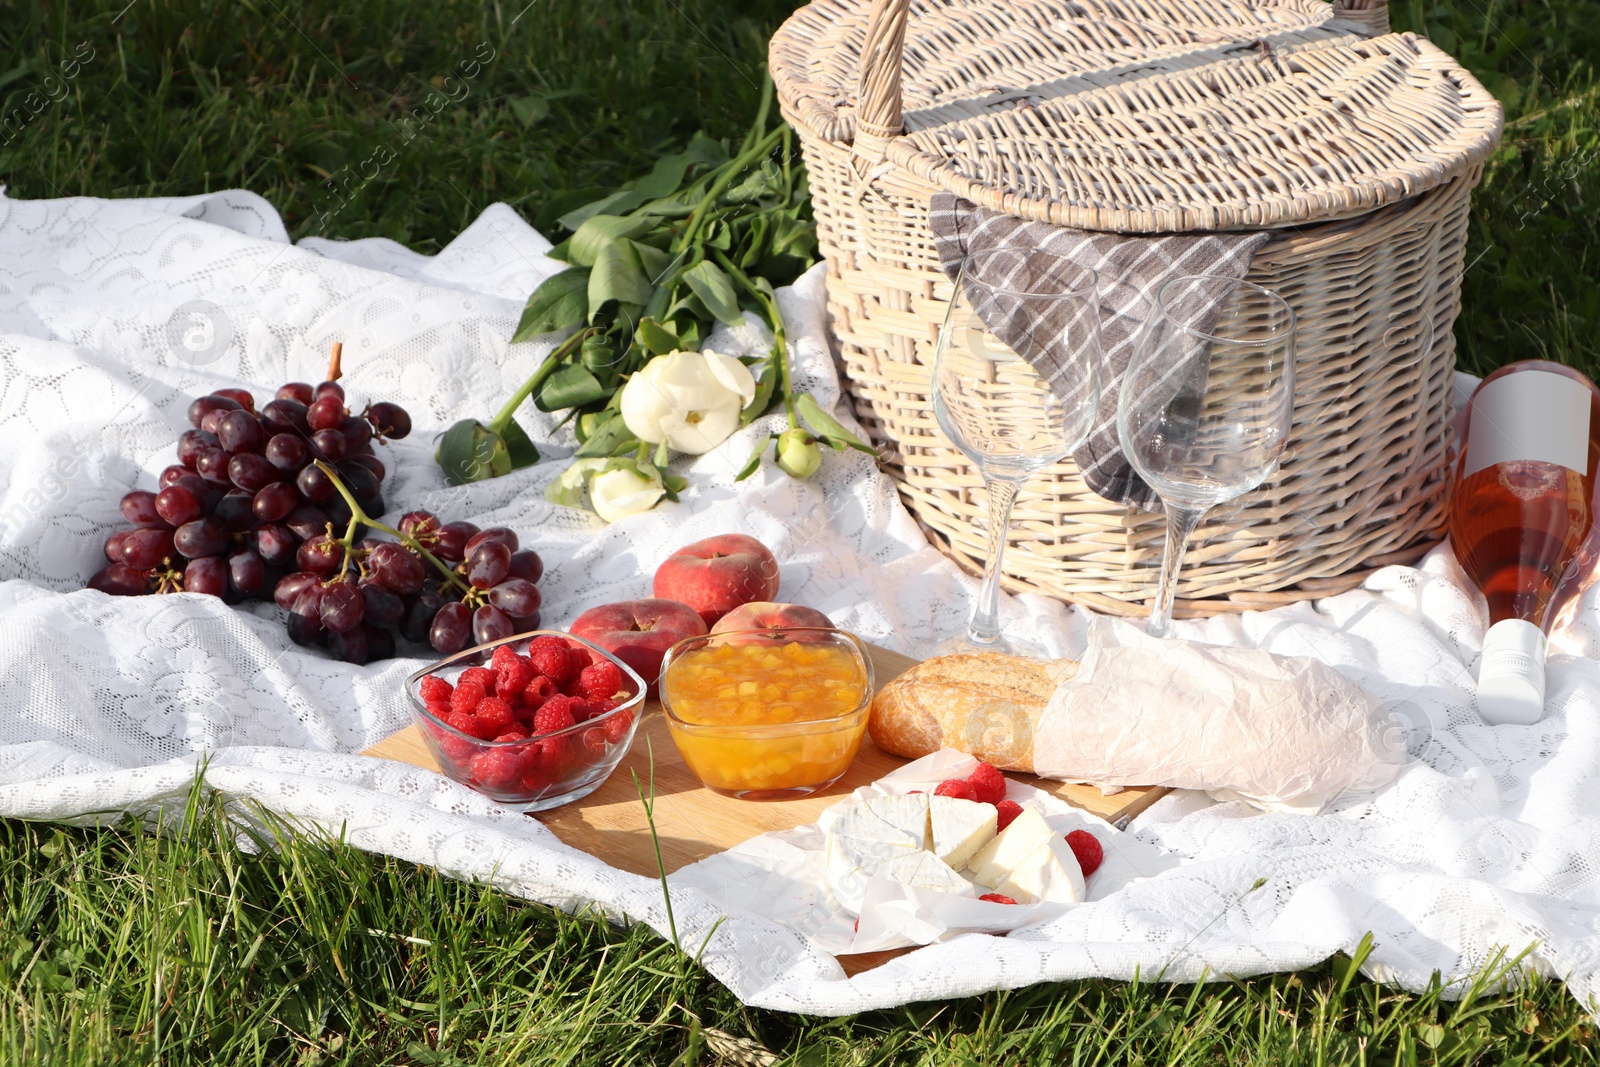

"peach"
[710,601,834,641]
[568,598,707,687]
[652,534,780,626]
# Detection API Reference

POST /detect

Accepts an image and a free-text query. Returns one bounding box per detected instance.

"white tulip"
[619,349,757,455]
[589,466,666,523]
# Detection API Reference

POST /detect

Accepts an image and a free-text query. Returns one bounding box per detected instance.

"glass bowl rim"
[405,629,648,747]
[657,625,876,732]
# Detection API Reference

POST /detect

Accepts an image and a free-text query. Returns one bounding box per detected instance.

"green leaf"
[581,332,623,376]
[652,436,671,469]
[499,417,541,470]
[682,259,742,325]
[573,410,640,458]
[436,419,508,485]
[555,133,728,231]
[568,214,658,268]
[739,365,779,426]
[734,434,773,481]
[796,392,877,455]
[546,459,606,507]
[630,239,674,285]
[512,269,590,341]
[536,364,608,412]
[636,316,681,356]
[588,241,654,321]
[507,93,550,125]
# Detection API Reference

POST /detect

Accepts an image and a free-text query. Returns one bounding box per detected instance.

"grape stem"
[327,341,344,383]
[313,460,472,596]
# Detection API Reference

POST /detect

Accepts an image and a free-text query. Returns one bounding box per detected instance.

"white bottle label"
[1463,370,1591,477]
[1477,618,1547,726]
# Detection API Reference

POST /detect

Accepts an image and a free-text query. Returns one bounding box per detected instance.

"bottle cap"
[1477,618,1547,726]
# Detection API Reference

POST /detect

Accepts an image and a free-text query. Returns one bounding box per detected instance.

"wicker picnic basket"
[770,0,1503,616]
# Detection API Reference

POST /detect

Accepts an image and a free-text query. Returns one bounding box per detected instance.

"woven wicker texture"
[772,0,1502,616]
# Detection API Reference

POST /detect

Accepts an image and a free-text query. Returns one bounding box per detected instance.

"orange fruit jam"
[662,638,870,795]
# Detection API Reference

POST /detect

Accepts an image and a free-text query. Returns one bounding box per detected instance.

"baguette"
[868,653,1078,772]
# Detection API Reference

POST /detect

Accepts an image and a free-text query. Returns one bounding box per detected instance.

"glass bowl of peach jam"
[658,627,874,800]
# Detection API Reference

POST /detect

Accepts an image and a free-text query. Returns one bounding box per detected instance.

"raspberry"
[967,762,1006,805]
[933,778,976,801]
[559,674,587,698]
[520,750,551,791]
[978,893,1018,905]
[602,707,635,744]
[425,720,476,765]
[1065,830,1104,877]
[567,644,594,671]
[469,745,532,791]
[533,695,577,734]
[540,733,577,777]
[528,636,577,683]
[493,728,530,743]
[444,710,495,741]
[994,800,1024,832]
[496,658,534,704]
[459,666,495,691]
[490,644,524,672]
[578,660,623,700]
[523,675,557,707]
[418,675,453,703]
[425,698,452,720]
[581,726,609,758]
[450,678,486,715]
[477,697,515,734]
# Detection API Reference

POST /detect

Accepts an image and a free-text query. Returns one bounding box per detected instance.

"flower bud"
[776,429,823,479]
[589,466,665,523]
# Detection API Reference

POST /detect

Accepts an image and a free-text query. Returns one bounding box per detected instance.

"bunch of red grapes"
[87,374,544,664]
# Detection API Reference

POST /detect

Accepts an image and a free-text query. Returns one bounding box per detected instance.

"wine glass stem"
[1148,503,1207,638]
[971,476,1022,647]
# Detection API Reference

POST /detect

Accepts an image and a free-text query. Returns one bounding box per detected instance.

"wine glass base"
[932,632,1050,660]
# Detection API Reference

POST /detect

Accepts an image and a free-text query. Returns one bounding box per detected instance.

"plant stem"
[711,249,794,428]
[488,327,588,436]
[312,460,472,596]
[739,68,774,155]
[676,127,784,253]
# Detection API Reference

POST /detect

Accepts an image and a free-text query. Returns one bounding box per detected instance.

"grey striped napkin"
[928,192,1268,511]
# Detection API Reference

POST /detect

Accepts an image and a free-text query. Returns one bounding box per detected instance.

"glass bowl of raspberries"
[405,631,647,812]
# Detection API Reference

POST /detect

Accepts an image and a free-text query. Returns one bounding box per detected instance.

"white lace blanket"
[1,189,1596,1017]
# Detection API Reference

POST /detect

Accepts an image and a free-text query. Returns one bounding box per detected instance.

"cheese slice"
[966,806,1054,889]
[992,833,1086,905]
[929,796,997,870]
[825,793,931,911]
[873,851,975,898]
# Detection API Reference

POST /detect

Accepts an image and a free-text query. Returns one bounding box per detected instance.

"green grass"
[2,0,1599,1062]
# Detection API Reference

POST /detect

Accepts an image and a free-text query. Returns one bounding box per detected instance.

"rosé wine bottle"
[1450,360,1600,725]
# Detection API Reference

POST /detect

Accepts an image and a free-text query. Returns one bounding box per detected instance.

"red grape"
[104,528,135,563]
[401,592,446,643]
[183,556,228,597]
[399,510,439,542]
[261,398,309,436]
[89,563,150,596]
[252,482,298,523]
[155,485,203,527]
[229,549,267,597]
[433,521,479,563]
[159,465,192,490]
[297,534,344,576]
[196,447,233,486]
[274,571,321,611]
[340,414,372,451]
[465,527,519,555]
[213,387,255,411]
[366,401,411,440]
[319,580,365,634]
[365,625,395,661]
[285,505,331,542]
[472,604,516,645]
[121,528,176,569]
[228,452,278,492]
[276,382,315,405]
[187,394,240,429]
[326,625,370,664]
[507,550,543,585]
[357,580,404,628]
[176,429,216,469]
[200,409,229,435]
[314,380,345,403]
[253,523,299,566]
[307,394,345,432]
[366,542,425,595]
[344,453,385,482]
[429,601,474,654]
[174,517,228,558]
[287,612,324,647]
[120,491,166,528]
[309,428,346,462]
[466,542,511,589]
[217,410,265,454]
[334,460,378,502]
[488,578,541,618]
[296,463,337,504]
[215,489,256,532]
[265,433,310,473]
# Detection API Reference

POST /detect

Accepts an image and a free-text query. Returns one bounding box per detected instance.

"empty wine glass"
[932,248,1102,651]
[1117,274,1296,637]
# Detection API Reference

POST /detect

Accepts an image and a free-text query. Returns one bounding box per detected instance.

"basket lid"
[771,0,1503,232]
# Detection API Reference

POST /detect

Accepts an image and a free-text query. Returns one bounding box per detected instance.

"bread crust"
[867,653,1078,771]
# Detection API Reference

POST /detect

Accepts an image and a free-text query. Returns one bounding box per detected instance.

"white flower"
[589,466,666,523]
[619,349,756,455]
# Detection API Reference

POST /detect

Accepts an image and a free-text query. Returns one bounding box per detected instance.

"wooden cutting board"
[362,642,1168,974]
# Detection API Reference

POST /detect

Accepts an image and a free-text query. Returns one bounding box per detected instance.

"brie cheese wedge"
[966,806,1054,889]
[874,851,974,898]
[825,792,932,910]
[929,796,996,870]
[992,833,1086,905]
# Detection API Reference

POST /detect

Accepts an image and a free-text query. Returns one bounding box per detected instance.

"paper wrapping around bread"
[870,620,1405,812]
